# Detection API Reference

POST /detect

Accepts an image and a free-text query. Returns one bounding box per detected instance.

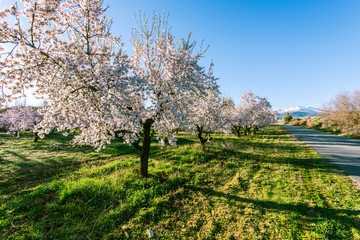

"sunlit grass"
[1,126,360,239]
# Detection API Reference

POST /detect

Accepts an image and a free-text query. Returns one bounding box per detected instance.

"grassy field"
[1,126,360,239]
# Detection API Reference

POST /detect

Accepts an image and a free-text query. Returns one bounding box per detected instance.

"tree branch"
[132,140,143,152]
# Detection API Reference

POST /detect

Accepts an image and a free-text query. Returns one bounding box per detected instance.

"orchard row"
[0,1,275,176]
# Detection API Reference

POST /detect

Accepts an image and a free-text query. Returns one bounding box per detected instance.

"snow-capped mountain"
[275,106,320,119]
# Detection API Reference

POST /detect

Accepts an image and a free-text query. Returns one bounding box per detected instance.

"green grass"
[1,126,360,239]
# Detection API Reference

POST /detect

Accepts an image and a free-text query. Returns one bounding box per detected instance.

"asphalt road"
[281,125,360,185]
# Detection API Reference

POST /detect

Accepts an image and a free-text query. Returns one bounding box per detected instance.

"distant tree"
[1,106,43,140]
[232,104,248,137]
[232,91,275,136]
[0,115,11,131]
[252,106,277,134]
[186,86,232,152]
[321,90,360,135]
[219,97,236,133]
[283,112,293,124]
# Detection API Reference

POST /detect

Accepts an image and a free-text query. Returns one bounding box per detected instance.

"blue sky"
[1,0,360,109]
[103,0,360,109]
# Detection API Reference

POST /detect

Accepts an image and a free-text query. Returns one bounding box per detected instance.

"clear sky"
[1,0,360,109]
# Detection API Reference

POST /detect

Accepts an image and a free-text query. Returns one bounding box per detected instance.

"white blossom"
[232,91,276,136]
[184,66,233,151]
[0,106,43,136]
[0,3,219,176]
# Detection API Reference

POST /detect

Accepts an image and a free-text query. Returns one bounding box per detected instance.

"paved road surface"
[281,125,360,185]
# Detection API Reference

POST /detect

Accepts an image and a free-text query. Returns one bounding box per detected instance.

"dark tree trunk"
[233,126,241,137]
[196,125,207,153]
[140,119,154,177]
[34,132,39,142]
[235,128,241,137]
[140,151,149,177]
[200,140,206,153]
[253,127,258,135]
[132,118,154,177]
[244,128,250,136]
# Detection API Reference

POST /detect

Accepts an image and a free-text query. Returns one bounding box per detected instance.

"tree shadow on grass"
[0,150,114,196]
[4,166,358,239]
[176,137,196,146]
[148,137,337,177]
[202,135,340,176]
[186,185,360,236]
[0,131,144,192]
[214,136,301,153]
[2,127,359,239]
[2,171,190,239]
[100,143,139,155]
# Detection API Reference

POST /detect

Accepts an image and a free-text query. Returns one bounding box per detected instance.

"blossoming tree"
[1,106,43,140]
[128,13,218,175]
[232,91,276,136]
[185,67,233,152]
[0,1,217,177]
[0,0,132,145]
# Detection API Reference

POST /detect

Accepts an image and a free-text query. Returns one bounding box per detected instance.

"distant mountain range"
[275,106,320,119]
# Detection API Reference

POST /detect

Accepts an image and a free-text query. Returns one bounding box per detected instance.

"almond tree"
[129,13,217,176]
[252,105,277,133]
[1,106,43,140]
[0,0,133,147]
[232,104,249,137]
[0,114,11,131]
[186,79,232,152]
[232,91,275,136]
[0,1,217,177]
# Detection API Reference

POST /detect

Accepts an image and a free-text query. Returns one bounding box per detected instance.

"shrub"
[322,90,360,135]
[283,112,293,124]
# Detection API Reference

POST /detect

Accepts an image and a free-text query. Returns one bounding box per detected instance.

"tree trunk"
[235,128,241,137]
[140,118,154,177]
[16,131,20,138]
[233,126,241,137]
[200,139,206,153]
[34,132,39,142]
[244,128,249,136]
[196,125,207,153]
